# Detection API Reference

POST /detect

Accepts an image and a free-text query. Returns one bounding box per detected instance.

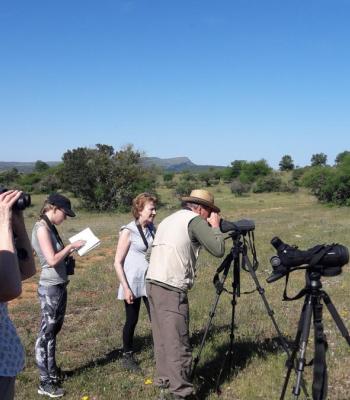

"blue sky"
[1,0,349,168]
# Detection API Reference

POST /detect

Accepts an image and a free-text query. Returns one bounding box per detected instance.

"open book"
[69,227,101,256]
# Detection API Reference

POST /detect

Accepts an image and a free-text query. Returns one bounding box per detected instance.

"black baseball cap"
[48,193,76,217]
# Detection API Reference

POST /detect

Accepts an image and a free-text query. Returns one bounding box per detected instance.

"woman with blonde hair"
[114,192,157,372]
[32,193,85,398]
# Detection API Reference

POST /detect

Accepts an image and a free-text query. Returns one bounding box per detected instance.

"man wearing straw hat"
[146,189,225,400]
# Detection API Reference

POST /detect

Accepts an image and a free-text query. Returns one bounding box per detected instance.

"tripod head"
[213,223,259,295]
[305,270,323,291]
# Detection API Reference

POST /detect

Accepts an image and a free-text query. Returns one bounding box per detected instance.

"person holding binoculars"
[0,189,36,400]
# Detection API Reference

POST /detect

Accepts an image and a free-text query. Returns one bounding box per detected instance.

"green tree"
[34,160,50,172]
[60,144,157,211]
[0,168,20,186]
[279,155,294,171]
[335,151,350,165]
[311,153,327,167]
[220,167,234,182]
[230,160,246,178]
[239,159,272,183]
[220,160,246,182]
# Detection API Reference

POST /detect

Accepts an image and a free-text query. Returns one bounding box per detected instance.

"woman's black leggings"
[123,296,150,353]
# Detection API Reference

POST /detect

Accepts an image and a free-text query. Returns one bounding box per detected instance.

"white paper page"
[69,227,101,256]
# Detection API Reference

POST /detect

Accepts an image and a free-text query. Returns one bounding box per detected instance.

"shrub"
[164,180,177,189]
[16,173,42,192]
[180,172,197,183]
[292,167,307,184]
[0,168,20,186]
[240,159,272,183]
[301,166,334,199]
[34,174,61,193]
[301,157,350,205]
[252,174,282,193]
[163,172,174,182]
[198,171,212,187]
[230,179,250,196]
[174,181,195,198]
[280,181,299,193]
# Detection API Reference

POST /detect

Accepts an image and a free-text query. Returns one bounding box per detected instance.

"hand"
[124,288,134,304]
[207,212,221,228]
[0,190,22,228]
[71,240,86,250]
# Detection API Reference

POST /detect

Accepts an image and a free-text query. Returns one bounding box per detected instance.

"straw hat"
[181,189,220,213]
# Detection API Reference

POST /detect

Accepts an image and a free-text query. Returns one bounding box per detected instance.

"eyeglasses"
[58,208,67,217]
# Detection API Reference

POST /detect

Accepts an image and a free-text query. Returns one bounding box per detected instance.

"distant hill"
[141,156,224,172]
[0,157,224,173]
[0,161,59,173]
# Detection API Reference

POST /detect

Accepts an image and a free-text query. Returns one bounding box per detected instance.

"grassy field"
[9,186,350,399]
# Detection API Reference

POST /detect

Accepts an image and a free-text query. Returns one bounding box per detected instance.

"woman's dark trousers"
[123,296,150,352]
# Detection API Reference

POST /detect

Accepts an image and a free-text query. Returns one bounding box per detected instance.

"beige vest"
[146,209,201,291]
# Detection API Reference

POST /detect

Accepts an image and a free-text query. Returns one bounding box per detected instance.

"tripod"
[191,231,290,391]
[280,271,350,400]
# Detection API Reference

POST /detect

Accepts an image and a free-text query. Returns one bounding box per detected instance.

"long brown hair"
[38,200,55,220]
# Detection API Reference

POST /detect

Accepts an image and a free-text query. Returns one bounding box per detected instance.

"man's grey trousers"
[147,282,193,398]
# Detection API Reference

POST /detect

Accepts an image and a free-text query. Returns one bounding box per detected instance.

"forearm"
[0,226,22,301]
[114,228,131,291]
[0,224,15,252]
[114,262,130,290]
[189,217,225,257]
[46,244,73,267]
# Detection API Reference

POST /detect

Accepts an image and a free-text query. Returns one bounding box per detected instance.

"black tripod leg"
[312,299,328,400]
[214,259,240,392]
[322,291,350,345]
[244,253,310,399]
[244,254,290,357]
[280,297,310,400]
[191,253,233,379]
[292,295,313,399]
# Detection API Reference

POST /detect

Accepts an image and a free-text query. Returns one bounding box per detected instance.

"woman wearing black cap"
[32,193,85,398]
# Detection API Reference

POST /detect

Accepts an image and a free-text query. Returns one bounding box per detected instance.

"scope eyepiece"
[271,236,284,250]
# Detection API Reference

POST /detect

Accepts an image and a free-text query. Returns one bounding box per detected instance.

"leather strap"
[41,214,65,248]
[135,220,154,250]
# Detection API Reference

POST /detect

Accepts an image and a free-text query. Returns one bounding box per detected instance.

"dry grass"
[9,186,350,399]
